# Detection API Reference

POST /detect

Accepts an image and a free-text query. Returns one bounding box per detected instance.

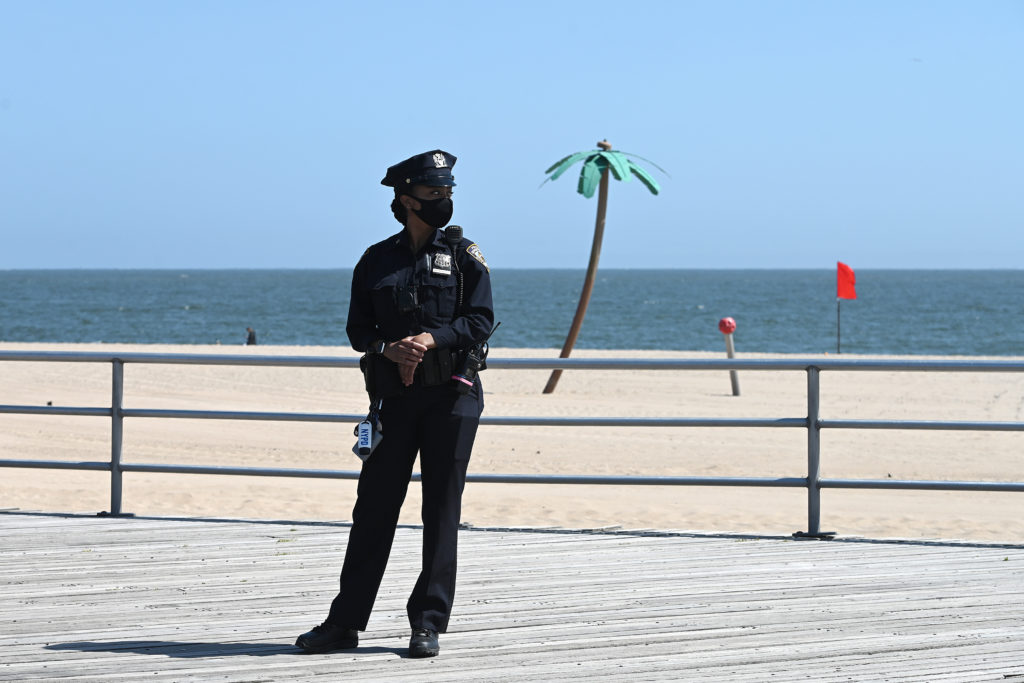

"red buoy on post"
[719,317,740,396]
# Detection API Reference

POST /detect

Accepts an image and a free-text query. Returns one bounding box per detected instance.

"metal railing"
[2,350,1023,537]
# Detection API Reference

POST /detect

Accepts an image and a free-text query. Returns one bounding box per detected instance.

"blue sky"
[1,1,1021,269]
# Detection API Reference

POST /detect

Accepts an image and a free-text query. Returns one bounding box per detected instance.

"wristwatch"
[371,339,387,355]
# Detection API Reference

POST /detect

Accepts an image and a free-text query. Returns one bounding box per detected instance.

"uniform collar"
[428,228,449,250]
[391,227,444,253]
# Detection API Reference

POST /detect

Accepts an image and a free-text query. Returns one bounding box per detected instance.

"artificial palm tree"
[542,140,662,393]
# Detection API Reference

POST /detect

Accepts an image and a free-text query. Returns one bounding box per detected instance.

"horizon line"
[3,266,1024,272]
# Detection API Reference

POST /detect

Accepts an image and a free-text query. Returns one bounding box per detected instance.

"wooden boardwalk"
[1,513,1022,682]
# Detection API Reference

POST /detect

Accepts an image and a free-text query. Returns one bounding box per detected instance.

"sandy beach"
[2,342,1022,543]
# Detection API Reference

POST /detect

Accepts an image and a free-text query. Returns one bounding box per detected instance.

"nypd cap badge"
[381,150,457,188]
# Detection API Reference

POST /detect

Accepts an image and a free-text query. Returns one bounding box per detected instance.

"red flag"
[837,262,856,299]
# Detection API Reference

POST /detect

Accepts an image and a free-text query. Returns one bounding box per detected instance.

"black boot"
[295,622,359,653]
[408,628,439,658]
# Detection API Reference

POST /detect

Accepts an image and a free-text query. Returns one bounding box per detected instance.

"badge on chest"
[431,251,452,277]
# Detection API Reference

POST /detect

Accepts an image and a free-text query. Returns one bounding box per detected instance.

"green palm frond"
[545,151,593,178]
[614,150,671,177]
[543,144,663,198]
[577,156,607,198]
[544,153,576,175]
[602,151,632,182]
[627,159,660,195]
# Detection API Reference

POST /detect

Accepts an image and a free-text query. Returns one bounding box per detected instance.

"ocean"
[1,269,1022,355]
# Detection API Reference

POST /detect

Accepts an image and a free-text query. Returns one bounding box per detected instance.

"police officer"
[296,150,493,658]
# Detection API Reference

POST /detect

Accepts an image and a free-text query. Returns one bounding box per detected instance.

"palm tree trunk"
[543,165,610,394]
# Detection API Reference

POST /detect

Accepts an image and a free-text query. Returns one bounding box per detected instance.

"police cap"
[380,150,457,189]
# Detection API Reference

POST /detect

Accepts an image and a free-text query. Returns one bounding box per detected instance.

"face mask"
[411,196,453,229]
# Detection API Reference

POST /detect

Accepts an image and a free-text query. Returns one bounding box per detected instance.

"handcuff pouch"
[360,353,405,399]
[418,348,455,387]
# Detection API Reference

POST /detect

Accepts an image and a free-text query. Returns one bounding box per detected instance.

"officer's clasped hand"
[383,333,435,386]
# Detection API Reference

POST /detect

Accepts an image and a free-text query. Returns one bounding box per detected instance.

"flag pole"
[835,261,856,354]
[836,298,841,354]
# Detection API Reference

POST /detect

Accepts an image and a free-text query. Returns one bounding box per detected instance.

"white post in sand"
[718,317,740,397]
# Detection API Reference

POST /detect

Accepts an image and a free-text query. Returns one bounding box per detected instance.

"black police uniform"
[324,151,494,636]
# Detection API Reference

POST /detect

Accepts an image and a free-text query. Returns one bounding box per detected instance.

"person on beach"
[296,150,494,658]
[245,327,257,345]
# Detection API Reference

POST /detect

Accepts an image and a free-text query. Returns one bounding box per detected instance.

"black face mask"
[411,196,453,229]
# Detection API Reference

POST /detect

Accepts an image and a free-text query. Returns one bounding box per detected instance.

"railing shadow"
[5,509,1023,550]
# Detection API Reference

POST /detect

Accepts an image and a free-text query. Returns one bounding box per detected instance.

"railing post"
[106,358,127,516]
[794,365,834,538]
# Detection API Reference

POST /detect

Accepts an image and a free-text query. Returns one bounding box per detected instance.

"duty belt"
[361,348,465,399]
[416,348,459,387]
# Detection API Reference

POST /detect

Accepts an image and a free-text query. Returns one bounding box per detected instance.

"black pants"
[327,381,483,633]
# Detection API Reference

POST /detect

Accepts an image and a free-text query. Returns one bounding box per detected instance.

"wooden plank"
[1,513,1023,682]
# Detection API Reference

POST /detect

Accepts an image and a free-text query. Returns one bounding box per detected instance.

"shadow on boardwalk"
[46,640,405,658]
[2,511,1023,682]
[19,509,1024,549]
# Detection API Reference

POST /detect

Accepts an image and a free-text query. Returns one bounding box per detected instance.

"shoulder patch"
[466,243,488,271]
